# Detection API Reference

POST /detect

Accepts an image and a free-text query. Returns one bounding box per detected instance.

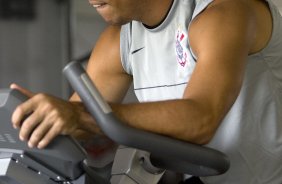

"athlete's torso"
[120,0,282,183]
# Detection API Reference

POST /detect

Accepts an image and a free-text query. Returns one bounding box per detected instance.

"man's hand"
[10,83,89,149]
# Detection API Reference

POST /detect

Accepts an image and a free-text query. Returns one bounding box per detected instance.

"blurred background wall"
[0,0,106,99]
[0,0,71,98]
[0,0,281,100]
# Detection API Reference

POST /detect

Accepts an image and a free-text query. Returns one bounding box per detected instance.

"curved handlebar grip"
[63,61,230,176]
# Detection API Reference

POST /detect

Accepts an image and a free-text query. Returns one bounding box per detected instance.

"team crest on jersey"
[175,29,188,67]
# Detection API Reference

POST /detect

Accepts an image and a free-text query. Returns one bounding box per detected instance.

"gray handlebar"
[63,61,230,176]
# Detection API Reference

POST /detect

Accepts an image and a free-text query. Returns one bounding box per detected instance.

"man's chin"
[104,19,131,26]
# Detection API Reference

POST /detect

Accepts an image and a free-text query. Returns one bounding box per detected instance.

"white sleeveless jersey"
[120,0,282,183]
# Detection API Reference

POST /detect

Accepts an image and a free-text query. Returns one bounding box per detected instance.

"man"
[11,0,282,183]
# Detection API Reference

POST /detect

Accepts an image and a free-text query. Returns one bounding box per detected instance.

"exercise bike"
[0,62,230,184]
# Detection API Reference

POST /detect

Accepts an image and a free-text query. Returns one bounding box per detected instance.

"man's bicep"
[71,26,132,103]
[184,2,255,122]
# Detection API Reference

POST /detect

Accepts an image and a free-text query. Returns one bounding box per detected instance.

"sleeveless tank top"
[120,0,282,183]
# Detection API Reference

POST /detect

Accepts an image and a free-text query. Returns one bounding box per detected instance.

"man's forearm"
[70,101,103,135]
[111,99,219,145]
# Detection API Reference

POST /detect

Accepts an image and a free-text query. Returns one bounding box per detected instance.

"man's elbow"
[180,115,220,145]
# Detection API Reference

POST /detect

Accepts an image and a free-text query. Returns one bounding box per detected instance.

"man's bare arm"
[70,26,132,103]
[109,1,259,145]
[12,26,132,148]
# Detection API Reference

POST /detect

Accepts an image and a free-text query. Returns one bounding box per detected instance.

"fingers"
[18,112,43,142]
[11,93,82,149]
[27,118,56,149]
[16,109,62,149]
[37,123,62,149]
[16,110,63,149]
[11,93,50,148]
[12,99,35,129]
[10,83,34,98]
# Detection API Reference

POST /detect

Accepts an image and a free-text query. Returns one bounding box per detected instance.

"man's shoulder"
[190,0,255,36]
[202,0,254,20]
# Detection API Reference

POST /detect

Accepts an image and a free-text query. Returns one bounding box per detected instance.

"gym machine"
[0,61,230,184]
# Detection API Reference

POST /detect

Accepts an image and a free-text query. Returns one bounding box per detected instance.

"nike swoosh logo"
[131,47,145,54]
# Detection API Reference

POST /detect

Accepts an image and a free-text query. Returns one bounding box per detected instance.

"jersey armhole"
[120,23,133,75]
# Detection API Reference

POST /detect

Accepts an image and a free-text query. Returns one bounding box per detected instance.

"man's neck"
[141,0,174,27]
